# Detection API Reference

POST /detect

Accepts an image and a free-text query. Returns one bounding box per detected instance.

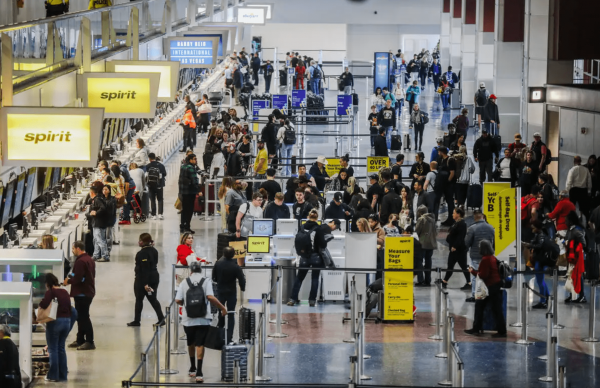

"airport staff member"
[89,0,111,9]
[46,0,69,17]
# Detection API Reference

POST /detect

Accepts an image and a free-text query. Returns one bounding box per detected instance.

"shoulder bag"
[37,292,59,324]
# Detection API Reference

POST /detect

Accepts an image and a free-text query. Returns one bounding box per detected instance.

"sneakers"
[188,367,197,377]
[465,297,476,303]
[68,341,81,349]
[151,215,156,220]
[96,257,110,263]
[564,296,572,304]
[119,220,131,225]
[77,342,96,351]
[460,284,472,291]
[532,302,547,309]
[196,376,204,383]
[309,300,316,307]
[286,299,297,306]
[127,321,141,327]
[158,215,164,220]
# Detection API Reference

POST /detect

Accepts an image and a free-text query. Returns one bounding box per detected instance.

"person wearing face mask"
[128,233,165,327]
[225,142,245,177]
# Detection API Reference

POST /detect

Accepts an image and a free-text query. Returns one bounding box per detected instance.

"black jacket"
[225,151,245,177]
[314,224,333,252]
[134,246,159,287]
[212,257,246,294]
[483,101,500,124]
[261,123,277,154]
[309,162,329,191]
[324,200,354,220]
[380,191,402,225]
[293,201,313,220]
[473,135,499,162]
[351,209,372,231]
[374,135,389,157]
[340,71,354,87]
[233,69,243,88]
[0,337,21,384]
[88,195,110,228]
[251,57,261,69]
[147,160,167,188]
[263,202,291,221]
[446,219,467,252]
[409,162,430,189]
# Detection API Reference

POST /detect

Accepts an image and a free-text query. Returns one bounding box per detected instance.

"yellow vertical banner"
[325,158,341,177]
[384,236,414,321]
[483,183,517,257]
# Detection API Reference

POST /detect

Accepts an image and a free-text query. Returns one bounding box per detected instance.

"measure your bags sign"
[384,236,414,321]
[367,156,389,173]
[272,95,288,114]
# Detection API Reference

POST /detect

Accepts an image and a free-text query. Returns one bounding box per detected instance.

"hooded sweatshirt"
[415,205,438,250]
[324,200,354,220]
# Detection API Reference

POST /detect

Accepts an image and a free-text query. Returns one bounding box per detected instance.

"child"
[368,105,378,148]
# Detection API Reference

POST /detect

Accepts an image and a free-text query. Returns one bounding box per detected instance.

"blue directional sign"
[374,52,391,92]
[272,95,288,114]
[168,38,216,67]
[337,95,352,116]
[252,99,270,120]
[291,90,306,108]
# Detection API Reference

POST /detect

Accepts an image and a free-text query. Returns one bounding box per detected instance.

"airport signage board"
[252,99,270,120]
[337,94,352,116]
[384,236,414,322]
[0,107,104,167]
[483,183,517,258]
[374,52,391,93]
[164,36,220,68]
[106,60,180,102]
[77,73,161,119]
[272,95,288,114]
[291,90,306,108]
[236,6,266,25]
[246,3,273,19]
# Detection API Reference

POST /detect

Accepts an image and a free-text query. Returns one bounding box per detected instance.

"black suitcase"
[352,92,359,106]
[403,133,412,151]
[84,230,94,256]
[221,312,248,381]
[467,183,483,209]
[337,78,344,92]
[493,134,502,152]
[238,307,256,341]
[279,69,287,86]
[391,132,402,151]
[585,248,600,280]
[291,156,297,174]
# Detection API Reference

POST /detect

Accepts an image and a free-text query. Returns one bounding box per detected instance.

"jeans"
[384,126,393,150]
[134,277,164,323]
[264,75,272,93]
[183,128,195,151]
[344,85,352,95]
[470,257,481,296]
[148,186,164,216]
[252,67,260,85]
[217,291,237,343]
[74,296,94,344]
[180,193,196,231]
[419,73,427,88]
[92,227,108,260]
[416,249,434,284]
[370,127,378,147]
[45,317,70,381]
[122,188,135,221]
[444,251,471,283]
[106,226,113,255]
[311,78,320,95]
[433,75,440,90]
[483,121,498,136]
[441,93,450,109]
[280,144,294,176]
[472,283,506,334]
[478,159,493,183]
[534,261,550,303]
[290,255,322,302]
[395,99,404,117]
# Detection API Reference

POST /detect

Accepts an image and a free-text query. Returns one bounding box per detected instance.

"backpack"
[520,196,536,220]
[433,170,447,195]
[185,277,207,318]
[476,89,488,106]
[421,112,430,125]
[531,141,552,166]
[496,259,514,288]
[283,126,296,145]
[147,166,161,187]
[294,226,317,257]
[312,65,321,79]
[543,238,561,266]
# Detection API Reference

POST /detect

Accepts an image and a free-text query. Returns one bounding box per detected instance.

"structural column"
[450,0,463,70]
[440,0,451,71]
[461,0,477,105]
[475,0,495,106]
[493,0,525,139]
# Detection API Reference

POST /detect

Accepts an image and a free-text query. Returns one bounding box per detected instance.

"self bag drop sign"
[77,73,160,119]
[0,107,104,168]
[483,183,517,258]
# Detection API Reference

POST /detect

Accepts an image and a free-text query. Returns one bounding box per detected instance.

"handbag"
[565,276,575,294]
[198,103,212,114]
[37,297,58,324]
[174,197,182,211]
[115,193,125,208]
[474,275,489,300]
[204,325,225,350]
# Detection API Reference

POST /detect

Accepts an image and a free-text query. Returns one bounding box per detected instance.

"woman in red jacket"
[547,190,576,233]
[464,240,507,337]
[176,233,203,266]
[295,60,306,90]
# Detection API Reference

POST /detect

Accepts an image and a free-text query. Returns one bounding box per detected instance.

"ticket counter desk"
[0,282,33,386]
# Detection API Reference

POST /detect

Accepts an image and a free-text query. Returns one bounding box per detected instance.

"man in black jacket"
[374,127,389,157]
[147,153,167,220]
[262,60,274,93]
[233,67,243,104]
[292,188,313,220]
[380,182,402,224]
[377,99,397,150]
[340,67,354,95]
[225,143,245,177]
[263,193,291,222]
[88,186,110,262]
[482,94,500,136]
[412,181,430,217]
[473,130,499,184]
[407,54,420,82]
[325,192,354,220]
[251,53,261,86]
[213,246,246,343]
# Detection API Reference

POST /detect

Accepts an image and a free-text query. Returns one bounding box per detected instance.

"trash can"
[270,257,295,304]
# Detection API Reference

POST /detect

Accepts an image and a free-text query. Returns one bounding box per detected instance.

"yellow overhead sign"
[107,60,180,102]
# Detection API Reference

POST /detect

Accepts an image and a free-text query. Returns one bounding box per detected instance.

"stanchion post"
[538,311,553,361]
[438,315,454,386]
[582,281,599,342]
[430,270,443,327]
[269,268,287,325]
[349,355,357,384]
[429,286,444,340]
[436,308,449,359]
[154,324,160,382]
[261,294,274,358]
[344,277,357,343]
[356,311,371,380]
[359,294,370,359]
[516,283,534,345]
[171,300,185,354]
[160,306,178,374]
[249,335,256,384]
[558,366,566,388]
[552,269,565,330]
[256,311,272,381]
[539,336,557,383]
[512,188,524,329]
[141,352,148,382]
[269,266,288,338]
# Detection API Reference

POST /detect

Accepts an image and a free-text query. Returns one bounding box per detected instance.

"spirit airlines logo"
[241,12,260,18]
[24,131,72,144]
[100,91,137,101]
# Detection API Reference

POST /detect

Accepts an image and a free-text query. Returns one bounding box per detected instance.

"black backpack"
[283,126,296,145]
[476,89,488,106]
[312,65,321,79]
[294,226,317,257]
[185,277,207,318]
[497,259,514,288]
[433,170,447,195]
[542,238,560,266]
[147,166,161,187]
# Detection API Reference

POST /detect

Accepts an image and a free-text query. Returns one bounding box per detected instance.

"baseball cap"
[489,94,497,99]
[480,82,485,88]
[333,192,343,202]
[436,136,444,144]
[331,219,342,228]
[533,132,541,138]
[257,138,265,143]
[369,173,379,180]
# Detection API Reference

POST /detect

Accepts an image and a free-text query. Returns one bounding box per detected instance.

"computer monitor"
[51,167,60,188]
[253,219,275,236]
[43,168,53,192]
[1,179,16,227]
[23,167,37,211]
[246,236,270,254]
[7,223,18,240]
[10,172,26,219]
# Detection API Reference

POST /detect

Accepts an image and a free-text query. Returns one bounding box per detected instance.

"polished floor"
[32,76,600,388]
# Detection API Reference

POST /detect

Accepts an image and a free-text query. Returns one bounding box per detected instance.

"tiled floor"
[32,76,600,388]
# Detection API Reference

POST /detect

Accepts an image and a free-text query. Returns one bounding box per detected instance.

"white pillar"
[441,3,451,71]
[461,0,477,105]
[475,0,494,106]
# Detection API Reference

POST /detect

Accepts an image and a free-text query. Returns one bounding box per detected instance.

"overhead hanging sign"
[247,3,274,19]
[272,95,288,114]
[291,90,306,108]
[483,183,517,258]
[236,6,266,24]
[374,52,391,93]
[165,36,220,68]
[384,236,414,322]
[105,60,180,102]
[337,95,352,116]
[77,73,161,119]
[0,107,104,168]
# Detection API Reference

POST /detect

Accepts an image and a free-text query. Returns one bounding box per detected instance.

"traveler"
[146,153,167,220]
[465,210,495,302]
[235,193,265,238]
[232,66,243,103]
[177,233,202,267]
[377,99,397,150]
[398,186,413,227]
[0,324,21,388]
[261,60,274,93]
[330,168,349,194]
[409,152,430,189]
[464,240,507,338]
[380,182,402,225]
[64,241,96,351]
[439,75,451,110]
[382,87,397,108]
[442,66,459,104]
[295,59,306,90]
[372,87,385,112]
[415,205,437,286]
[175,261,227,383]
[409,103,428,151]
[325,192,354,220]
[261,114,278,165]
[383,214,401,236]
[127,233,164,327]
[133,138,149,171]
[406,80,421,113]
[297,164,316,187]
[224,65,233,90]
[531,132,549,173]
[547,191,576,237]
[356,218,372,233]
[340,67,354,95]
[391,154,404,182]
[368,105,379,147]
[430,58,442,90]
[366,174,383,211]
[522,220,552,308]
[374,127,389,157]
[456,146,476,207]
[369,214,386,280]
[39,273,72,382]
[566,156,593,218]
[222,179,243,232]
[584,155,599,203]
[442,207,470,289]
[293,188,314,220]
[258,169,280,202]
[251,53,261,85]
[495,148,518,185]
[565,211,587,303]
[101,185,116,257]
[178,153,200,234]
[482,94,500,136]
[453,108,470,138]
[87,186,110,262]
[424,161,440,219]
[438,147,457,226]
[277,119,296,177]
[195,94,211,135]
[474,82,490,130]
[309,156,331,191]
[184,95,197,120]
[519,150,540,196]
[89,0,112,9]
[393,81,405,118]
[288,211,337,306]
[213,246,246,344]
[46,0,69,17]
[473,130,499,184]
[129,162,146,212]
[430,138,444,164]
[521,186,542,246]
[264,192,291,222]
[253,139,269,179]
[537,173,558,216]
[339,154,354,177]
[209,144,225,178]
[237,134,252,166]
[180,108,197,153]
[412,180,430,219]
[508,133,527,162]
[407,54,420,83]
[224,142,245,177]
[308,61,321,94]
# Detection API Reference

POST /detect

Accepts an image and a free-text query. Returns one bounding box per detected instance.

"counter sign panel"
[165,36,220,69]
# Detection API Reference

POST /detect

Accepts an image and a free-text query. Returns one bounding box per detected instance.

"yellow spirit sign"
[483,183,517,257]
[384,236,414,321]
[106,60,180,102]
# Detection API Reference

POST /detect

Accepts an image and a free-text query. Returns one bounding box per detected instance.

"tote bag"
[37,298,59,323]
[474,275,489,300]
[198,103,212,114]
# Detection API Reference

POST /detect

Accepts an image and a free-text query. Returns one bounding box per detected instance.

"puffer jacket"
[465,220,495,260]
[457,154,475,184]
[415,205,438,250]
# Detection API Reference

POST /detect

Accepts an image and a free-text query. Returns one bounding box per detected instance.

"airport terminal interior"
[1,0,600,387]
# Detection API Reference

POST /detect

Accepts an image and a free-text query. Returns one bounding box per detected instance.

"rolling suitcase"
[221,312,248,381]
[377,290,385,320]
[195,184,215,215]
[391,131,402,151]
[217,233,237,262]
[238,307,256,341]
[585,247,600,281]
[467,183,483,209]
[279,69,287,86]
[403,133,412,151]
[493,134,502,152]
[141,192,150,217]
[482,289,507,331]
[352,92,359,106]
[337,78,344,91]
[84,229,94,256]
